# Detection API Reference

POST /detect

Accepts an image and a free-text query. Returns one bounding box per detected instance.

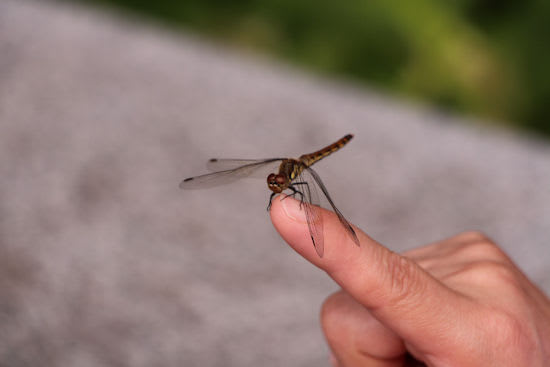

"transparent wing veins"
[180,158,283,189]
[304,167,360,247]
[296,169,325,257]
[207,158,273,172]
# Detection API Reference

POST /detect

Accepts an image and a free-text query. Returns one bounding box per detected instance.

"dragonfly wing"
[180,158,282,189]
[296,168,325,257]
[207,158,283,179]
[207,159,265,171]
[304,167,360,247]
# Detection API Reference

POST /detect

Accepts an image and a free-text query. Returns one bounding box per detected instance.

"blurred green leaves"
[79,0,550,137]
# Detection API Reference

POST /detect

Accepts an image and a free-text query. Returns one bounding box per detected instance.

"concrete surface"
[1,1,549,366]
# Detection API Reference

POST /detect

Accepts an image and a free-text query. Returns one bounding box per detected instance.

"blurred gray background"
[1,1,549,366]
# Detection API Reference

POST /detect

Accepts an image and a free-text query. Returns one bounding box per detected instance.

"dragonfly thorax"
[267,173,289,193]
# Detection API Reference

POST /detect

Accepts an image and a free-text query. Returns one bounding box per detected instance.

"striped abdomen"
[299,134,353,167]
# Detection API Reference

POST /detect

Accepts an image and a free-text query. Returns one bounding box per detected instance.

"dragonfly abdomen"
[299,134,353,167]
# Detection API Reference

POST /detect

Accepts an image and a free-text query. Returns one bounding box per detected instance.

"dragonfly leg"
[286,182,309,209]
[281,186,303,200]
[266,192,277,211]
[269,182,309,210]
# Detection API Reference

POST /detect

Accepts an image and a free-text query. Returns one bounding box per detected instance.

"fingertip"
[269,195,320,259]
[270,195,365,263]
[269,194,306,225]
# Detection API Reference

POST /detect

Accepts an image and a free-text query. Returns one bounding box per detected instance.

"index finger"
[269,195,467,352]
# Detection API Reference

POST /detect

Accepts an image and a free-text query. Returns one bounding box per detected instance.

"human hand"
[269,196,550,366]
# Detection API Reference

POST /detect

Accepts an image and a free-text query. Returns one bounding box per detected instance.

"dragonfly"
[180,134,360,257]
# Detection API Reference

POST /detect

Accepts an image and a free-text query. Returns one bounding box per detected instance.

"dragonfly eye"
[267,173,284,193]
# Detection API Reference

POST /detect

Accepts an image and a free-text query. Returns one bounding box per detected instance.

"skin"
[269,195,550,367]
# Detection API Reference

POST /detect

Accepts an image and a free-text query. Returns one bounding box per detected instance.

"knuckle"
[471,260,514,279]
[455,236,507,261]
[457,230,490,243]
[457,260,522,290]
[378,252,425,309]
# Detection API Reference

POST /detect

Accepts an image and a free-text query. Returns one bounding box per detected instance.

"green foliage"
[77,0,550,137]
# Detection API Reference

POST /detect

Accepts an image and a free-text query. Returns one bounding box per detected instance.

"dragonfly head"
[267,173,287,193]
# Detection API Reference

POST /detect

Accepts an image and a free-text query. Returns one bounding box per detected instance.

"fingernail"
[280,195,308,223]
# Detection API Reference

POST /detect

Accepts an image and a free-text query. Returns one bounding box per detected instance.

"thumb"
[270,195,466,353]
